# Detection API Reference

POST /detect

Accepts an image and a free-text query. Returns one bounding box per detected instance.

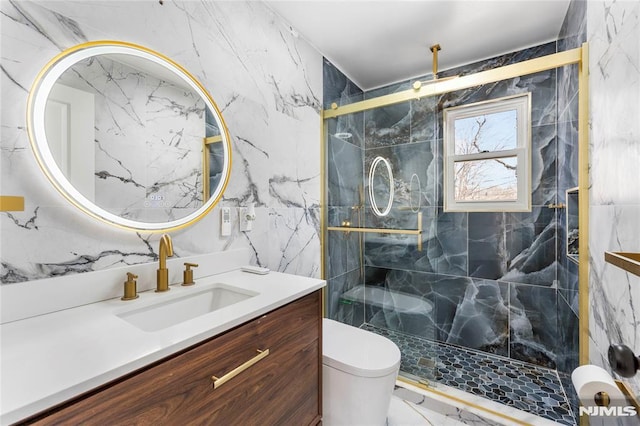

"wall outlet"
[239,207,252,232]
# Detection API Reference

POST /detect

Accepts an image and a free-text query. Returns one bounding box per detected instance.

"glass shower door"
[324,101,439,385]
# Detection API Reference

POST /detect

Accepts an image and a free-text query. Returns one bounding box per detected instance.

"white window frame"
[443,93,532,212]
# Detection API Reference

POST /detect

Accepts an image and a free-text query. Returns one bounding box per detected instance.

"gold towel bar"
[327,226,422,235]
[211,349,270,389]
[327,212,423,251]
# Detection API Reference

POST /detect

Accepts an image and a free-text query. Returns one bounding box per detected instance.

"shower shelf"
[327,212,423,251]
[605,252,640,278]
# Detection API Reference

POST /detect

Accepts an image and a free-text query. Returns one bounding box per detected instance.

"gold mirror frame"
[27,40,232,232]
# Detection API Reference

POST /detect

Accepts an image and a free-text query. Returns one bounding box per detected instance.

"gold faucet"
[156,234,173,292]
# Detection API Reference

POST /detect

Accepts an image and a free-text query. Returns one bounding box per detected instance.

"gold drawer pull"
[211,349,270,389]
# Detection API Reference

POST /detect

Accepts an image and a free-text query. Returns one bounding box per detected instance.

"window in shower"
[443,93,531,212]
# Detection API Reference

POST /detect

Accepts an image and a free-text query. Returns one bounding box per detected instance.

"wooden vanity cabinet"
[27,290,322,425]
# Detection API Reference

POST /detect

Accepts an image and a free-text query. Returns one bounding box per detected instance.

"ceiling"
[264,0,571,90]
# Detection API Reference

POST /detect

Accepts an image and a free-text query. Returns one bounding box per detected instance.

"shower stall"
[321,42,587,425]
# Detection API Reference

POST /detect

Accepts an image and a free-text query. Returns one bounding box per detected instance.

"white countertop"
[0,268,325,425]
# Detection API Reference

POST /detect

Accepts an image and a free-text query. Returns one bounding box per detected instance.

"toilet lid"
[323,318,401,378]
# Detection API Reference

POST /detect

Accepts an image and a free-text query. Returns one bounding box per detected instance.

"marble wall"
[0,1,322,286]
[325,41,582,371]
[57,55,207,221]
[587,0,640,396]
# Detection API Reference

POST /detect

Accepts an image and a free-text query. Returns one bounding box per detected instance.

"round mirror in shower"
[368,156,394,217]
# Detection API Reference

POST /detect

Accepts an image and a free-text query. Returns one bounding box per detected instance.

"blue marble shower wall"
[324,38,582,373]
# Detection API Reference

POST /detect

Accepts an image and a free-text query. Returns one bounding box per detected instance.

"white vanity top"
[0,259,325,425]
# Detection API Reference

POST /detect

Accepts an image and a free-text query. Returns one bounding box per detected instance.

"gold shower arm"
[430,44,441,79]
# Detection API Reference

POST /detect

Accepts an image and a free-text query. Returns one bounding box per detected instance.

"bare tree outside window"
[443,93,531,212]
[453,112,518,202]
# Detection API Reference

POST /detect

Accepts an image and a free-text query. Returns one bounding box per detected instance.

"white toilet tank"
[322,318,401,426]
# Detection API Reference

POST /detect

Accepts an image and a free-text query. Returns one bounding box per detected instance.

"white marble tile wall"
[587,0,640,395]
[0,1,322,286]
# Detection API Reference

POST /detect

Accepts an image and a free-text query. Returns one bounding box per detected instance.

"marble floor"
[361,324,578,425]
[388,391,468,426]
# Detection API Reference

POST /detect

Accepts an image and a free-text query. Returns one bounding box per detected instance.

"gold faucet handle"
[182,263,199,286]
[122,272,139,301]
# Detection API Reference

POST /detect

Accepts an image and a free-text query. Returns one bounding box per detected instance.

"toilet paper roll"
[571,365,626,407]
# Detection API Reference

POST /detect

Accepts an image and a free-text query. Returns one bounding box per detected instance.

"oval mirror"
[27,41,231,232]
[368,156,394,217]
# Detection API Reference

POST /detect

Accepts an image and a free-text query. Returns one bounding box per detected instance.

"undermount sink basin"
[117,284,257,332]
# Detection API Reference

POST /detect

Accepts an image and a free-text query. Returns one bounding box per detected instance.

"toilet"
[322,318,401,425]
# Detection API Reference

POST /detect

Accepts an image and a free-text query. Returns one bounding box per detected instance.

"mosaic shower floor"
[361,323,578,425]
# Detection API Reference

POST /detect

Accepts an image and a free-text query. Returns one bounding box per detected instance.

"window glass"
[454,157,518,201]
[454,110,517,154]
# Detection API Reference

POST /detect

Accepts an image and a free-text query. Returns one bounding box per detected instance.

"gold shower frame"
[320,43,590,371]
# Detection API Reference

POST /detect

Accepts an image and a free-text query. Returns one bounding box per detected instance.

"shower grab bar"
[327,212,423,251]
